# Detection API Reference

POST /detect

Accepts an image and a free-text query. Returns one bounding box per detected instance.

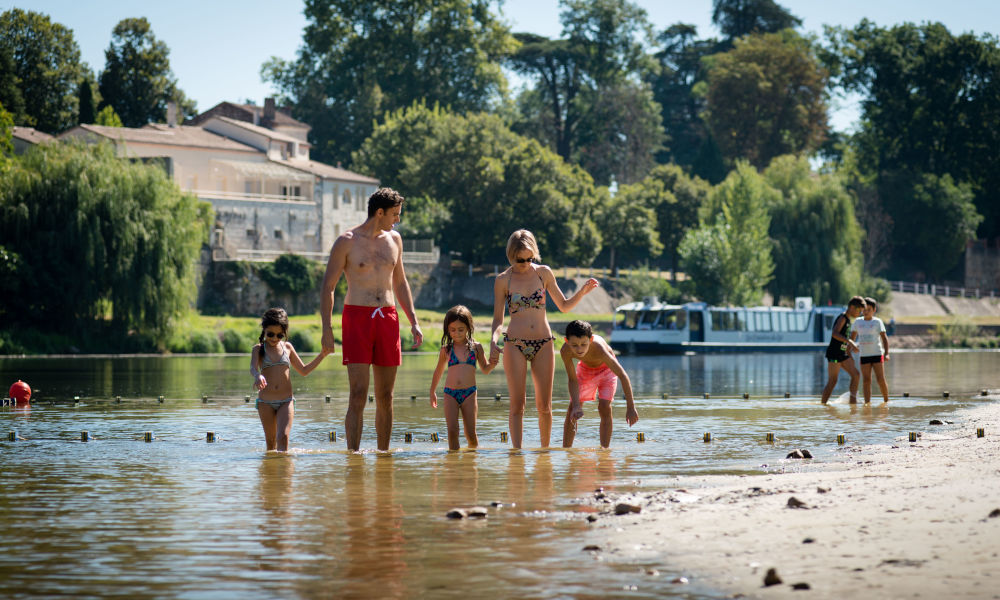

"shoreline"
[584,398,1000,599]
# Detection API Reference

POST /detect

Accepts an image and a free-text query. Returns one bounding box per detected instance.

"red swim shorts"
[576,362,618,402]
[341,305,401,367]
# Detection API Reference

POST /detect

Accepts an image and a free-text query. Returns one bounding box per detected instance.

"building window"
[343,188,352,210]
[274,229,283,240]
[246,229,256,238]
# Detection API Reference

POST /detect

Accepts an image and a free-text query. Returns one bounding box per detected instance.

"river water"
[1,351,997,599]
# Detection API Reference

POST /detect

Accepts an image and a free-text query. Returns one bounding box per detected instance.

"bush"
[168,330,224,354]
[931,316,982,348]
[288,329,317,352]
[221,328,252,353]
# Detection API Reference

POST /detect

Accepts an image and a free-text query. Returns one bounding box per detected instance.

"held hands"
[411,324,424,349]
[489,341,502,364]
[321,329,336,354]
[569,401,584,422]
[430,390,438,409]
[848,340,860,353]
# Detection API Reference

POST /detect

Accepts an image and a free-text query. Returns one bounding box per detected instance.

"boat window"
[738,310,750,332]
[824,315,835,330]
[652,309,684,330]
[793,312,809,331]
[755,311,771,332]
[637,310,657,330]
[616,310,640,330]
[775,312,787,332]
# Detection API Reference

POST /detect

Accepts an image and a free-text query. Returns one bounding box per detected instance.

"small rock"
[582,544,601,552]
[801,449,813,458]
[490,501,504,508]
[786,449,813,459]
[817,486,830,494]
[929,419,944,425]
[594,487,604,493]
[802,537,815,544]
[586,515,598,522]
[988,508,1000,518]
[615,502,642,515]
[791,582,811,590]
[595,492,607,500]
[787,497,808,509]
[671,576,689,584]
[646,568,660,577]
[467,506,488,518]
[763,568,783,586]
[446,508,467,519]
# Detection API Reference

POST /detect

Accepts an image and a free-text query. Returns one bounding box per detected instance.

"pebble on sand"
[763,568,783,586]
[615,503,642,515]
[791,582,811,590]
[786,449,813,459]
[988,508,1000,518]
[446,509,468,519]
[787,497,809,509]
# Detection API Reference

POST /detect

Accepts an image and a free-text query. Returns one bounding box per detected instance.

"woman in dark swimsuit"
[490,230,600,448]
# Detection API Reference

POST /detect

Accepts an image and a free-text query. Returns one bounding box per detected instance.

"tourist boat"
[609,297,846,353]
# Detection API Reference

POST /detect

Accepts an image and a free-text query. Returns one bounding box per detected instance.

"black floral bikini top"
[505,270,546,315]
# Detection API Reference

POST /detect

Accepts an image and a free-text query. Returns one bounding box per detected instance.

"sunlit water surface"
[1,351,997,599]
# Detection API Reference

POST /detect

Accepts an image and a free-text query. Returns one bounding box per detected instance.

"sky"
[8,0,1000,132]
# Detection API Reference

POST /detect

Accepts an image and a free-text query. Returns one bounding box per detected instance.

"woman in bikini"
[251,307,330,451]
[490,230,600,448]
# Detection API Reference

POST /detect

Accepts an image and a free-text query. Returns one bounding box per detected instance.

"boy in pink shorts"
[560,320,638,448]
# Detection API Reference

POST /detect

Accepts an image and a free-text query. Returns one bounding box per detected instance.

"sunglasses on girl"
[265,331,285,339]
[515,257,535,264]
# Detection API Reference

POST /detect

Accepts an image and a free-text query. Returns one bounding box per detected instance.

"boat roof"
[614,301,845,313]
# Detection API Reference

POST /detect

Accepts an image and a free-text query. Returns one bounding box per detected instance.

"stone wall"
[966,242,1000,292]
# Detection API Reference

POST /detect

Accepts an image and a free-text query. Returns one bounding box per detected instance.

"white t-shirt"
[853,317,886,357]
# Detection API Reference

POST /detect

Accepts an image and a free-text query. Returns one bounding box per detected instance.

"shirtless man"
[321,188,423,451]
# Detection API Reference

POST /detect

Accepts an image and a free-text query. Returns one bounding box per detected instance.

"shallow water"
[1,351,997,598]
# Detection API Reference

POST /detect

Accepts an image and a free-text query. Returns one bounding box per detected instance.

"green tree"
[827,20,1000,243]
[679,162,774,305]
[712,0,801,45]
[510,0,663,185]
[352,103,604,265]
[98,17,196,127]
[702,30,829,168]
[0,141,211,346]
[592,187,662,276]
[0,101,13,159]
[77,77,96,124]
[574,80,665,185]
[645,24,726,182]
[618,163,710,275]
[762,155,864,303]
[95,105,124,127]
[0,8,85,132]
[0,44,27,126]
[263,0,514,166]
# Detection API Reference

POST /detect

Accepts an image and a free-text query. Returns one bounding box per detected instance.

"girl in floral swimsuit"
[490,229,600,449]
[429,305,498,450]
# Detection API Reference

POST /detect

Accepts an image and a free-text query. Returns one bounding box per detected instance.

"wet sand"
[584,399,1000,599]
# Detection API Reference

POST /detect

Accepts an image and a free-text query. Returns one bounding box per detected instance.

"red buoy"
[8,380,31,405]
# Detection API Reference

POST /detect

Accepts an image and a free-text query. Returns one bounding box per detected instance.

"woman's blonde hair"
[506,229,541,264]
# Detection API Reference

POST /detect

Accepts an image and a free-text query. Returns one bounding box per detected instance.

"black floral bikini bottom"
[503,332,555,361]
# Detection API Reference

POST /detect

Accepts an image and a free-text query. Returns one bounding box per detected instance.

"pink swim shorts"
[576,362,618,402]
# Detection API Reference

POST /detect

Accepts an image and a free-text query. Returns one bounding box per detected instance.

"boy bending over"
[561,320,638,448]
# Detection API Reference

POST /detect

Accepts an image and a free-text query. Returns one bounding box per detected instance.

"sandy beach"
[584,398,1000,599]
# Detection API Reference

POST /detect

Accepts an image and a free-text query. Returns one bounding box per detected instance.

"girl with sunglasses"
[250,307,330,451]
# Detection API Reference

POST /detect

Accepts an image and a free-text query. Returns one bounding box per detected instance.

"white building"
[60,99,380,262]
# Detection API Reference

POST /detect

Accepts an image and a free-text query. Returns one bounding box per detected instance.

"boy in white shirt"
[851,296,890,403]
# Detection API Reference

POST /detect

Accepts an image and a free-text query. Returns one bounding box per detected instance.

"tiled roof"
[236,102,309,129]
[12,126,54,144]
[280,158,379,184]
[212,116,306,145]
[62,124,258,152]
